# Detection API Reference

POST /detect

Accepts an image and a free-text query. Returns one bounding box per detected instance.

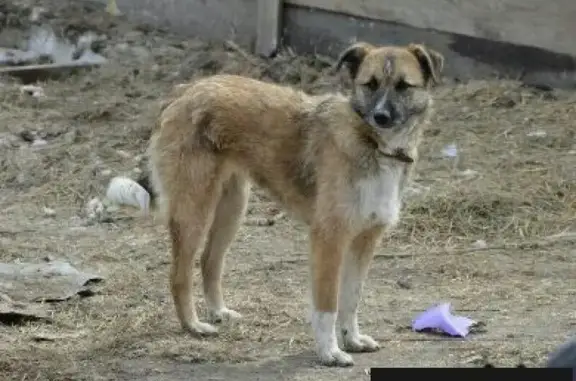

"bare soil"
[0,1,575,380]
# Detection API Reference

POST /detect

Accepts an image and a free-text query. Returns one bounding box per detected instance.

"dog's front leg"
[309,222,354,367]
[338,226,384,353]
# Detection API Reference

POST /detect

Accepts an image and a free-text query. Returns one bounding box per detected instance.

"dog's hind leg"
[201,173,250,324]
[167,153,226,336]
[338,226,384,353]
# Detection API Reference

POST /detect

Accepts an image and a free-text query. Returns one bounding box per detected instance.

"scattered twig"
[0,228,38,235]
[224,40,262,67]
[244,212,286,226]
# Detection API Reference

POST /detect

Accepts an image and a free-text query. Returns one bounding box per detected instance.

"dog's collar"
[351,104,414,164]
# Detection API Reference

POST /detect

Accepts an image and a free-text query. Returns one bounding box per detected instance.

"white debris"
[76,48,107,64]
[99,169,113,177]
[0,48,39,65]
[27,25,75,64]
[42,207,56,217]
[457,169,479,178]
[31,138,48,147]
[76,32,99,52]
[20,85,45,98]
[29,7,46,22]
[527,130,547,137]
[85,197,106,221]
[442,143,458,158]
[105,176,150,213]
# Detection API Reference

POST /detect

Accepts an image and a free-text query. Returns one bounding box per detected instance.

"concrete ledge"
[282,5,576,88]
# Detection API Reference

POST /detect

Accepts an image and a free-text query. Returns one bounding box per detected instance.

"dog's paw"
[343,333,380,353]
[317,347,355,367]
[184,321,219,336]
[208,307,242,324]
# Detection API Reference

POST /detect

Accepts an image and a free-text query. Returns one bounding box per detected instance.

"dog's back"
[156,74,310,152]
[148,74,354,223]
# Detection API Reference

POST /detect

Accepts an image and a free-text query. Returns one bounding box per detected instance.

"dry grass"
[0,1,575,380]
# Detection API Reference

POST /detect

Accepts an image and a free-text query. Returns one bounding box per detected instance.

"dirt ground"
[0,1,575,380]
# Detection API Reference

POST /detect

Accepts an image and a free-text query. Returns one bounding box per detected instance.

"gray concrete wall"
[92,0,576,88]
[93,0,258,47]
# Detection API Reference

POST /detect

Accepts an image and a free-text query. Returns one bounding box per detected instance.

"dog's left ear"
[334,42,374,79]
[408,44,445,86]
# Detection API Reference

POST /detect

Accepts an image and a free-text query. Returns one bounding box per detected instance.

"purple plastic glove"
[412,303,476,337]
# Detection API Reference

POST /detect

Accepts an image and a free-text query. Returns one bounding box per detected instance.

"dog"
[138,41,444,367]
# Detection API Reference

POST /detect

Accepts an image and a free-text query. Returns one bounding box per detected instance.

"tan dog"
[139,41,444,367]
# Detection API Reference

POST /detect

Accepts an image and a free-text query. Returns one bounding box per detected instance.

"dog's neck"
[349,104,417,165]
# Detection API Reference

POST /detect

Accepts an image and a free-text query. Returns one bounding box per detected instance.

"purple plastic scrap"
[412,303,476,337]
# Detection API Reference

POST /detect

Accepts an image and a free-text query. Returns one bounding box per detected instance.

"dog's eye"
[364,77,379,92]
[395,80,413,92]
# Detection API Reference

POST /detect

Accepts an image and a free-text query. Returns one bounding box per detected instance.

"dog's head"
[335,42,444,132]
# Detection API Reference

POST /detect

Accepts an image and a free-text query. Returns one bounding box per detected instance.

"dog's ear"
[335,42,374,79]
[408,44,444,86]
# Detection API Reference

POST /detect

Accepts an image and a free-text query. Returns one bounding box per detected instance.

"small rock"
[100,169,113,177]
[19,130,36,142]
[0,133,18,148]
[457,169,478,178]
[116,150,131,159]
[132,167,142,175]
[527,130,547,137]
[396,278,412,289]
[42,207,56,217]
[31,138,48,147]
[491,95,517,108]
[471,239,487,249]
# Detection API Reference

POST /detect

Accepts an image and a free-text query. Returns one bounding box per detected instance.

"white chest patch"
[354,167,403,228]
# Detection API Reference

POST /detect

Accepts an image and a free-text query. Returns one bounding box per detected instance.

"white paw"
[343,333,380,353]
[208,307,242,324]
[317,346,355,367]
[184,320,219,336]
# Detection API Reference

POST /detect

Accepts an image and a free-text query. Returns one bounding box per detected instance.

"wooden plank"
[0,61,104,83]
[255,0,283,57]
[285,0,576,57]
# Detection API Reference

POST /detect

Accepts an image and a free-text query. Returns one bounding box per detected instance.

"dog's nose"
[373,110,392,127]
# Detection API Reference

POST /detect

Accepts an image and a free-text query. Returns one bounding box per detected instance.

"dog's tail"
[135,171,157,209]
[106,82,194,215]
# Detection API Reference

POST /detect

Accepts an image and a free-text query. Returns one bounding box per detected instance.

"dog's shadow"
[119,350,346,381]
